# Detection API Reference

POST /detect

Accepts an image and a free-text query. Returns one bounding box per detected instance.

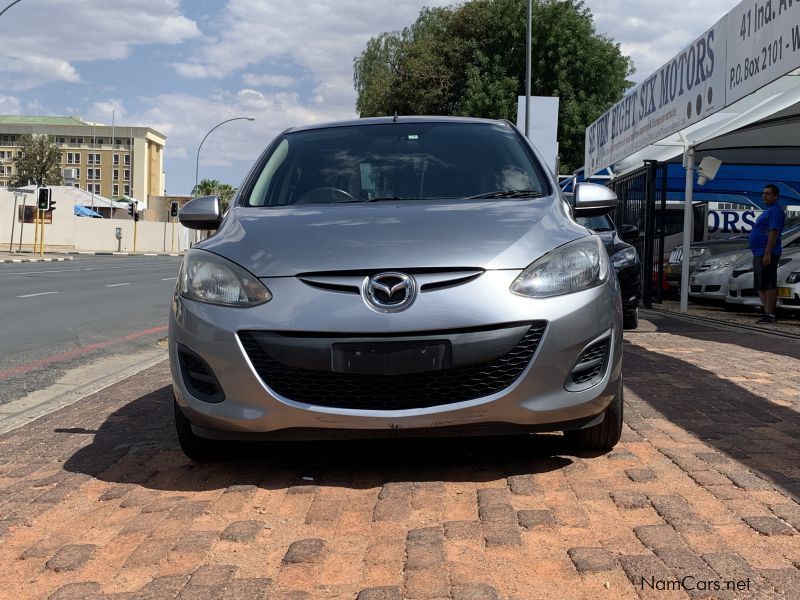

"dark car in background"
[576,214,642,329]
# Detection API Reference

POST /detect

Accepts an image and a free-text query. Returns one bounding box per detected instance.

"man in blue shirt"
[749,184,786,323]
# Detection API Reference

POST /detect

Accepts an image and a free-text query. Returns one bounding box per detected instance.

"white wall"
[0,189,191,253]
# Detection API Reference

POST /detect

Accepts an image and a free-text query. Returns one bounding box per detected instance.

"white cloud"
[172,0,453,112]
[130,88,356,171]
[0,96,22,114]
[241,73,298,88]
[0,56,80,91]
[0,0,199,88]
[585,0,734,82]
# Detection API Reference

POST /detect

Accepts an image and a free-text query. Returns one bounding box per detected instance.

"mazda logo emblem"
[363,272,416,313]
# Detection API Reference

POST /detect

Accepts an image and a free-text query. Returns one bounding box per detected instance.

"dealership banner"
[726,0,800,104]
[585,0,800,176]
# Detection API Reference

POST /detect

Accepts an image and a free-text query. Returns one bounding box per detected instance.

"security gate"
[609,161,668,307]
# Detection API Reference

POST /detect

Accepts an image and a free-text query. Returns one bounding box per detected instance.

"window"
[87,153,100,165]
[95,168,101,180]
[77,137,83,144]
[93,183,101,194]
[70,138,76,144]
[66,152,80,164]
[96,138,104,144]
[113,169,119,181]
[124,154,130,166]
[113,154,119,165]
[58,137,65,143]
[87,168,100,180]
[124,184,130,196]
[115,138,121,145]
[113,184,119,196]
[124,169,130,180]
[74,168,80,179]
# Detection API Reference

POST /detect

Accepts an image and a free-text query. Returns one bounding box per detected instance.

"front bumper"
[726,273,760,306]
[169,271,623,440]
[688,269,730,301]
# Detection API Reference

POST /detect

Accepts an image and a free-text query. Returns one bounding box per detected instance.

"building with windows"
[0,115,166,206]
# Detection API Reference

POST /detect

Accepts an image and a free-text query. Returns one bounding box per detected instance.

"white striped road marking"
[105,283,130,287]
[161,277,176,281]
[17,291,59,298]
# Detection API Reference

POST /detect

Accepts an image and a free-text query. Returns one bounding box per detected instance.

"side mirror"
[179,195,222,230]
[621,224,639,240]
[573,183,618,217]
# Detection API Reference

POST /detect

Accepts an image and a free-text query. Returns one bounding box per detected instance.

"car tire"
[623,308,639,330]
[174,397,223,462]
[565,378,623,451]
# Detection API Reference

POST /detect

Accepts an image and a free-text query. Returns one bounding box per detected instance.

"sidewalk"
[0,312,797,599]
[0,252,73,264]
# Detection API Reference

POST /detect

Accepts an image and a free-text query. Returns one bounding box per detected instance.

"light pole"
[194,117,255,196]
[525,0,532,138]
[0,0,25,18]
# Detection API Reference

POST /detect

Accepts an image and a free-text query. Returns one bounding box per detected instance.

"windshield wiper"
[465,190,546,199]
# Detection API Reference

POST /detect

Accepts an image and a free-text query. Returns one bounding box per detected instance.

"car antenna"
[393,111,399,123]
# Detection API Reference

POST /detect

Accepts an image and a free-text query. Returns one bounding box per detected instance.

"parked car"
[688,248,750,302]
[727,243,800,309]
[170,116,625,460]
[575,214,642,329]
[777,258,800,313]
[666,215,800,292]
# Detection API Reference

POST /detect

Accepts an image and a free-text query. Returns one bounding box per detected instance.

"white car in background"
[689,249,749,302]
[727,244,800,309]
[777,258,800,313]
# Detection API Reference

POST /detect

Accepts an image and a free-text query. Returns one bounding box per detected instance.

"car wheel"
[174,397,223,462]
[565,378,623,451]
[623,308,638,330]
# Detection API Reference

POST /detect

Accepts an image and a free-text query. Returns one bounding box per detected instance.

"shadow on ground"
[623,323,800,501]
[62,384,579,492]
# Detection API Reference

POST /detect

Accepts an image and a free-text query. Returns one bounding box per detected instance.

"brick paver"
[0,311,798,599]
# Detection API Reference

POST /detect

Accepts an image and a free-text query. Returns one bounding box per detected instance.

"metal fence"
[609,161,668,307]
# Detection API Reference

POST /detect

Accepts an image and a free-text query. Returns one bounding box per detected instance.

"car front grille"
[238,324,546,410]
[742,288,757,297]
[690,285,702,293]
[569,339,609,387]
[178,344,225,403]
[705,285,721,292]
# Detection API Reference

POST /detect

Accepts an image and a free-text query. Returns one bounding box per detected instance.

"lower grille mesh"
[239,324,546,410]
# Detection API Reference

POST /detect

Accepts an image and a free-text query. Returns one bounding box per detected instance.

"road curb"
[69,252,182,257]
[0,256,73,263]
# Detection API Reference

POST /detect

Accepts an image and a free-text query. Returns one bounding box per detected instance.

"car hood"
[199,197,588,276]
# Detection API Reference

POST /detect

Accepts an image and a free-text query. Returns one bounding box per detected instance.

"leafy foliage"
[10,134,63,187]
[192,178,237,211]
[353,0,634,172]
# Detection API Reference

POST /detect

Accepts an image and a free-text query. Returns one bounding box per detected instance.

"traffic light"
[128,201,136,218]
[37,187,51,211]
[170,201,179,218]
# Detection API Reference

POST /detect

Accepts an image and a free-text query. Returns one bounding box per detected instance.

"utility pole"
[525,0,532,137]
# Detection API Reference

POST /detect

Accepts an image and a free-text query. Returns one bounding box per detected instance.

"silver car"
[170,117,624,460]
[727,227,800,308]
[689,249,749,302]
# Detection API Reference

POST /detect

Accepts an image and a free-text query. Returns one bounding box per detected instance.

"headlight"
[611,247,637,269]
[787,271,800,284]
[179,249,272,307]
[511,236,608,298]
[689,248,707,259]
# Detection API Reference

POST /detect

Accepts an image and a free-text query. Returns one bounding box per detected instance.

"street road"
[0,255,181,405]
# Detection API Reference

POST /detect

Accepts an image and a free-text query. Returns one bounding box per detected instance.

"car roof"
[284,115,509,135]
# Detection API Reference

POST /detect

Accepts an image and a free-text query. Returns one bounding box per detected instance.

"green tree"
[354,0,634,172]
[10,134,63,187]
[192,179,237,211]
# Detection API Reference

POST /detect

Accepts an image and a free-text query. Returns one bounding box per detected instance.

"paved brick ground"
[0,312,798,599]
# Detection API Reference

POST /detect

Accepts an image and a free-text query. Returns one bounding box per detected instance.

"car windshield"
[243,122,550,206]
[576,215,615,232]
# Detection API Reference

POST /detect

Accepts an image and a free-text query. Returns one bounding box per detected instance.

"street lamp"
[194,116,255,196]
[0,0,25,18]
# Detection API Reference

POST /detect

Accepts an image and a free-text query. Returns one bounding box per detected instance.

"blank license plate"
[777,287,792,298]
[332,341,450,375]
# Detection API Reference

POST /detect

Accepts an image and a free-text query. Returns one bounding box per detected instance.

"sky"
[0,0,735,195]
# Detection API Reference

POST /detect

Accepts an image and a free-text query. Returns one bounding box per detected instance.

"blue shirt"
[749,203,785,255]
